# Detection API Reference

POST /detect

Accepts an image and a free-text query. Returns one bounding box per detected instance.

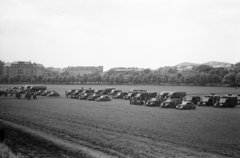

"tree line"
[1,62,240,86]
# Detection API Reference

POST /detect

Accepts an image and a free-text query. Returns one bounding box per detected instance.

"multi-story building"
[110,67,144,73]
[2,61,44,77]
[2,62,11,76]
[63,66,103,76]
[33,63,45,76]
[0,60,5,76]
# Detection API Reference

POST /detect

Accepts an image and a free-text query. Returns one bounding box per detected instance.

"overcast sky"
[0,0,239,71]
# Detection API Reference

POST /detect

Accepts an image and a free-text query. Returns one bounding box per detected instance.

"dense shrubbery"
[1,62,240,86]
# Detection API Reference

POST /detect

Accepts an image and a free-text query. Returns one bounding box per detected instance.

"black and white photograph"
[0,0,240,157]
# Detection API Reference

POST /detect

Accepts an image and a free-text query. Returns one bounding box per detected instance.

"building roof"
[3,63,11,67]
[33,63,44,68]
[12,61,32,65]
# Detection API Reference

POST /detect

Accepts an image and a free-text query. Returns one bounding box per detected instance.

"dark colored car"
[176,101,196,110]
[113,92,128,99]
[96,95,111,101]
[123,92,137,100]
[145,97,164,106]
[88,93,101,101]
[79,93,93,100]
[161,98,182,108]
[47,91,60,97]
[101,87,115,95]
[109,90,122,96]
[184,96,201,105]
[41,90,53,96]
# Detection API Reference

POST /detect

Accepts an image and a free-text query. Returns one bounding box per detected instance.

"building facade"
[63,66,103,76]
[2,61,44,77]
[110,67,144,73]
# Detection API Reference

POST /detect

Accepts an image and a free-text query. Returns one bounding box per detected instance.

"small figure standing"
[33,92,37,100]
[0,127,4,144]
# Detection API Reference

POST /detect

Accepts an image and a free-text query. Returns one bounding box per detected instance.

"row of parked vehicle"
[65,87,113,101]
[65,87,240,109]
[0,85,60,97]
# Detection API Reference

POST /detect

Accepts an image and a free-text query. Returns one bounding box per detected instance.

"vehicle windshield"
[83,93,87,96]
[219,98,227,103]
[151,98,157,101]
[185,96,192,101]
[165,99,171,103]
[117,92,121,95]
[136,94,141,97]
[128,93,132,96]
[203,97,210,102]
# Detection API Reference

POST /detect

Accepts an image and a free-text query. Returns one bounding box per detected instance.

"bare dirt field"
[0,84,240,158]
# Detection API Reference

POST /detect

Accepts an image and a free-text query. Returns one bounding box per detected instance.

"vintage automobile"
[47,91,60,97]
[70,89,85,98]
[30,86,47,92]
[101,87,115,95]
[238,94,240,104]
[184,96,201,105]
[197,94,220,106]
[79,93,93,100]
[96,95,111,101]
[168,92,186,99]
[123,92,137,100]
[65,89,79,97]
[95,89,104,94]
[41,90,53,96]
[88,93,101,101]
[161,98,182,108]
[35,90,44,95]
[109,89,122,96]
[176,101,196,110]
[145,97,164,106]
[112,92,128,99]
[214,94,238,108]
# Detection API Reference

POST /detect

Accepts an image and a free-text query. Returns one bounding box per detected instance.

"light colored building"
[2,61,44,77]
[111,67,144,73]
[33,63,45,76]
[177,66,196,75]
[63,66,103,76]
[2,62,11,76]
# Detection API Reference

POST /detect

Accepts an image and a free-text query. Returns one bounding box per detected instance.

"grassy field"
[0,84,240,158]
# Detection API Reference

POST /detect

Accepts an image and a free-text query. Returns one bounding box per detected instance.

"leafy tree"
[236,72,240,85]
[222,73,236,85]
[199,73,208,86]
[212,74,222,85]
[31,78,36,83]
[8,76,15,83]
[194,65,212,73]
[235,62,240,67]
[179,76,185,84]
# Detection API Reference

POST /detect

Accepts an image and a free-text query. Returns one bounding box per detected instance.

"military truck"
[197,94,220,106]
[214,94,238,108]
[168,92,186,99]
[184,96,201,105]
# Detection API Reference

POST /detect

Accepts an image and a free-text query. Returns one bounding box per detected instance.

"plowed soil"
[0,84,240,158]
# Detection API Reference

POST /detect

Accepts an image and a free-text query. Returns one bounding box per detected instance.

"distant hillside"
[175,62,199,68]
[176,61,233,68]
[202,61,232,67]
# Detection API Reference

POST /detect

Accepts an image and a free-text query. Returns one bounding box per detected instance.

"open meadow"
[0,84,240,158]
